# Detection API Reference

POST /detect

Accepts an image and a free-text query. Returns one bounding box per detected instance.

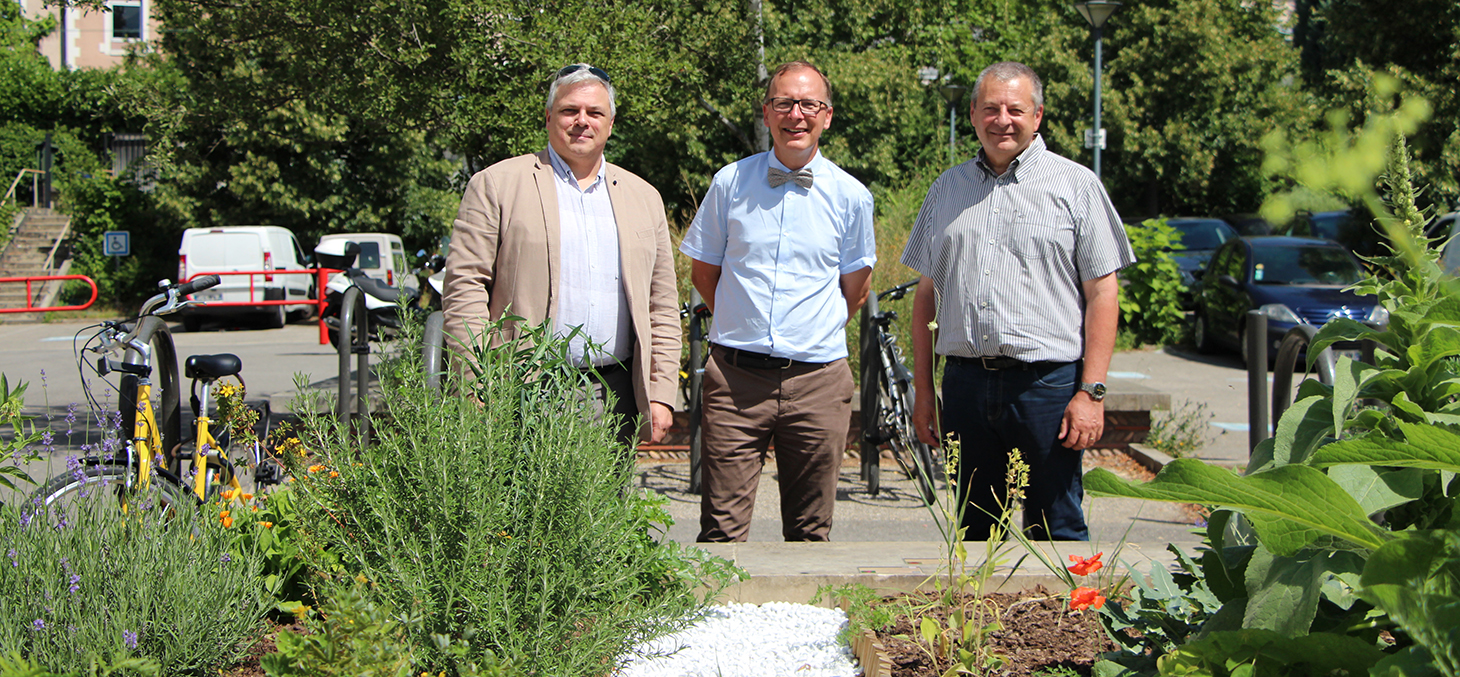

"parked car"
[315,233,415,292]
[1290,209,1382,257]
[1221,213,1276,236]
[1164,217,1239,309]
[1426,210,1459,241]
[177,226,314,330]
[1192,236,1388,366]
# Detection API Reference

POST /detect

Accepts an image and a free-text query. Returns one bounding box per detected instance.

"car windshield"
[1251,245,1362,286]
[1169,220,1237,251]
[1310,212,1352,241]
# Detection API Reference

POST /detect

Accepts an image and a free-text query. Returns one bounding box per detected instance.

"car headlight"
[1258,303,1302,324]
[1367,305,1390,326]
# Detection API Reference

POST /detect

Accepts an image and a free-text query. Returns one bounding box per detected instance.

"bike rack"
[858,288,882,493]
[337,285,371,445]
[422,310,446,393]
[686,289,706,494]
[1247,313,1343,453]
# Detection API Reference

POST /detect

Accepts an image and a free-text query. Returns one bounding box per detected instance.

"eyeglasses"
[767,97,830,115]
[555,64,611,85]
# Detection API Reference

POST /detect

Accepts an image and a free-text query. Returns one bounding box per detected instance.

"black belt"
[714,344,825,370]
[946,355,1059,370]
[580,360,628,375]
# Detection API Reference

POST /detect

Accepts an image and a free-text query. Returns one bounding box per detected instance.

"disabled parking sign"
[103,231,130,257]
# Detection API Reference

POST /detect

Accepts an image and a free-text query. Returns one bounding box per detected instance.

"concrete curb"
[692,539,1202,604]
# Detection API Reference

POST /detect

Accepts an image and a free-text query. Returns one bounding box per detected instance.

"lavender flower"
[220,553,232,564]
[68,574,81,594]
[123,630,138,649]
[18,511,32,529]
[7,548,16,567]
[31,619,45,631]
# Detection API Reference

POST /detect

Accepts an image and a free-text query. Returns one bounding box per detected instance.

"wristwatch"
[1079,381,1107,402]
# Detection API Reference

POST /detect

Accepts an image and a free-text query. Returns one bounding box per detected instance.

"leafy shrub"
[0,485,270,675]
[276,317,742,675]
[1085,102,1460,677]
[1117,218,1188,347]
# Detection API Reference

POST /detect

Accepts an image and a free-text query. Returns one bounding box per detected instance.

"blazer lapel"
[533,149,561,321]
[605,164,640,313]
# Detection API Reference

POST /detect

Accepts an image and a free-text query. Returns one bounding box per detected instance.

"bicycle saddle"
[185,354,243,381]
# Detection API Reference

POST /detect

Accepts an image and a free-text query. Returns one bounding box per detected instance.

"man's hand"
[1059,392,1104,450]
[647,401,674,444]
[912,387,940,447]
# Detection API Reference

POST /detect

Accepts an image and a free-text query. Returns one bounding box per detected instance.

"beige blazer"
[442,150,680,430]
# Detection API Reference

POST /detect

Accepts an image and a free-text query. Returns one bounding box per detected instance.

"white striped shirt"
[901,135,1134,362]
[547,146,633,367]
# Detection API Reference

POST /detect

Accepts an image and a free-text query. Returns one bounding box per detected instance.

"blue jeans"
[940,360,1089,541]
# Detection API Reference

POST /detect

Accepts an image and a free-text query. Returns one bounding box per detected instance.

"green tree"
[1091,0,1318,218]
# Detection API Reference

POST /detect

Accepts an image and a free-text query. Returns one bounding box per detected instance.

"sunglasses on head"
[555,64,611,85]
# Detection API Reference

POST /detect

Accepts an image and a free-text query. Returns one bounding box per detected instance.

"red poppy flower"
[1068,552,1104,576]
[1070,586,1107,610]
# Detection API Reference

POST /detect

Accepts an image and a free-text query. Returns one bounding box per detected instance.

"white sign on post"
[103,231,130,257]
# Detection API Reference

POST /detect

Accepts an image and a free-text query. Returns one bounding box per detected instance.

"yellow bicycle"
[32,276,276,513]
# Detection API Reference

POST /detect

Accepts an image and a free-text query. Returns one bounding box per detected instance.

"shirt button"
[988,239,995,245]
[982,335,989,341]
[984,270,991,275]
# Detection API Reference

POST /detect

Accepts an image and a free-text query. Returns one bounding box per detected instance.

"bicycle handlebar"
[176,275,220,297]
[877,278,920,302]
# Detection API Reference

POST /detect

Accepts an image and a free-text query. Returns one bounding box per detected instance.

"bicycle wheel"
[30,463,189,526]
[885,375,939,504]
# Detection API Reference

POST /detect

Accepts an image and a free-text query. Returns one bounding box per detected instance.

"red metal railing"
[0,275,97,313]
[182,269,342,344]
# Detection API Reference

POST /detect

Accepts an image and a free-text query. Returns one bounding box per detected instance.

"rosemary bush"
[279,317,741,675]
[0,484,269,675]
[1144,399,1215,458]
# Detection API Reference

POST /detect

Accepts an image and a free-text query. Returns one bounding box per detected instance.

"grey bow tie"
[768,166,813,189]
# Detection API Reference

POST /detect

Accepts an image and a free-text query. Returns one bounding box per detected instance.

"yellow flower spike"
[355,574,369,584]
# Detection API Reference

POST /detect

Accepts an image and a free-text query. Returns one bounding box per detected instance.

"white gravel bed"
[617,602,861,677]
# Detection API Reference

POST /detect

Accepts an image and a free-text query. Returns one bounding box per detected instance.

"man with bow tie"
[680,60,876,542]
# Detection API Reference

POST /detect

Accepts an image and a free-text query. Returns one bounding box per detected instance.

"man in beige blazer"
[442,63,679,445]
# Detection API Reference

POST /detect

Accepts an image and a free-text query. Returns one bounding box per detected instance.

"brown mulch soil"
[875,586,1117,677]
[223,618,305,677]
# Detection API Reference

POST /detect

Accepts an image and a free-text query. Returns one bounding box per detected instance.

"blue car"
[1192,236,1388,366]
[1165,218,1239,309]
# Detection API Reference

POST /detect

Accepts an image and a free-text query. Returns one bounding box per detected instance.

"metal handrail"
[2,169,43,209]
[0,274,97,313]
[39,216,71,272]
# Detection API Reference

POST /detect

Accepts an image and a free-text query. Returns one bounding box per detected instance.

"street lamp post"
[1075,1,1121,179]
[940,83,967,167]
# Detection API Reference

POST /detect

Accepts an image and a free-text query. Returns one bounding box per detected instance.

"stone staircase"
[0,207,73,313]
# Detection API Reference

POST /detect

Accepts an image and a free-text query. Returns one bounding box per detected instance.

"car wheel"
[261,305,286,329]
[1194,314,1216,354]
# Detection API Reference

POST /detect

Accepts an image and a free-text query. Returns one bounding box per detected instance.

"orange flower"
[308,464,325,473]
[222,515,234,528]
[1068,552,1104,577]
[222,489,236,500]
[219,510,231,521]
[329,471,339,478]
[1070,586,1106,610]
[241,493,254,501]
[260,521,274,528]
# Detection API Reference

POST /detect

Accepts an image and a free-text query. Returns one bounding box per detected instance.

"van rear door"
[187,231,266,303]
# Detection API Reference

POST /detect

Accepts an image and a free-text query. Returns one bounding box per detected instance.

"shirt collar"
[975,134,1046,179]
[767,148,822,174]
[546,145,607,189]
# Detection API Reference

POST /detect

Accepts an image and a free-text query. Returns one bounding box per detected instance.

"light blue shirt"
[681,151,876,362]
[547,146,631,366]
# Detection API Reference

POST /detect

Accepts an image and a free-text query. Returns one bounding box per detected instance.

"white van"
[315,233,415,292]
[177,226,314,330]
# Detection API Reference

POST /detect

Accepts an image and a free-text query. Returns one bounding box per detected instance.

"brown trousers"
[696,346,853,542]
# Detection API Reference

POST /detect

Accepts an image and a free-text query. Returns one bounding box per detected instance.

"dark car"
[1291,209,1382,257]
[1193,236,1388,366]
[1165,218,1239,308]
[1221,213,1276,236]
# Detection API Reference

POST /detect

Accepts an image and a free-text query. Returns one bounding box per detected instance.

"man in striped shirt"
[901,61,1134,541]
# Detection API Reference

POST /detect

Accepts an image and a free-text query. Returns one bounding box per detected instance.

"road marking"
[41,336,76,342]
[1212,422,1249,432]
[1109,371,1148,379]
